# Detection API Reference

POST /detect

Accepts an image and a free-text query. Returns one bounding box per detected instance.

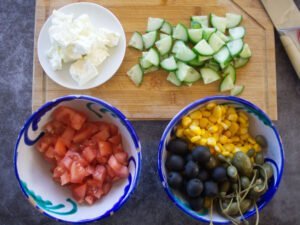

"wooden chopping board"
[33,0,277,120]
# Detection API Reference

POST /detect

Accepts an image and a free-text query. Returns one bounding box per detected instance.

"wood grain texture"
[32,0,277,120]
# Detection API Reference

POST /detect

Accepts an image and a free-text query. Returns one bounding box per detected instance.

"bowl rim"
[13,95,142,224]
[157,95,284,224]
[37,2,127,90]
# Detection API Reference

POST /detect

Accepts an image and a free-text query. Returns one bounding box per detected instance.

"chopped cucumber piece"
[191,15,209,27]
[222,64,236,83]
[160,21,172,34]
[210,14,227,33]
[144,66,159,74]
[128,32,144,50]
[239,43,252,58]
[206,59,221,72]
[227,39,244,57]
[167,72,182,86]
[144,48,160,66]
[142,31,158,49]
[172,40,185,54]
[155,35,173,55]
[198,55,212,62]
[233,57,249,68]
[220,75,234,92]
[215,30,231,43]
[226,13,243,28]
[208,33,225,52]
[159,33,169,39]
[147,17,164,32]
[176,61,201,82]
[200,67,221,84]
[188,28,203,43]
[175,44,197,62]
[173,23,188,42]
[190,20,201,29]
[127,64,143,86]
[203,27,217,40]
[193,39,214,56]
[230,85,244,96]
[213,46,231,66]
[139,53,152,69]
[188,57,205,67]
[229,26,246,40]
[160,56,177,71]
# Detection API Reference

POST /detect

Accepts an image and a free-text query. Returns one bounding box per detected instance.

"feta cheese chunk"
[70,59,98,86]
[47,46,62,70]
[98,28,120,47]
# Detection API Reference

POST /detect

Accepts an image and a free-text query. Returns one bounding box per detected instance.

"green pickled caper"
[231,183,238,192]
[232,152,253,177]
[241,176,250,189]
[205,156,218,170]
[255,152,264,165]
[249,183,266,199]
[255,135,268,148]
[247,149,255,158]
[227,165,238,179]
[223,202,239,216]
[219,181,231,196]
[240,199,252,213]
[260,163,274,180]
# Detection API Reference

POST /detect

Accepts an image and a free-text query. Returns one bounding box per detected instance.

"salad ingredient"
[127,13,251,95]
[47,11,120,86]
[167,172,183,189]
[165,155,185,171]
[36,106,129,205]
[186,179,204,197]
[185,161,200,178]
[166,138,189,155]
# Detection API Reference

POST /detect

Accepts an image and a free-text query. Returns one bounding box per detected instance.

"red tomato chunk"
[35,106,130,205]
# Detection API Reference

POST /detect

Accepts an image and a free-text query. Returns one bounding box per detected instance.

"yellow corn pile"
[176,102,261,158]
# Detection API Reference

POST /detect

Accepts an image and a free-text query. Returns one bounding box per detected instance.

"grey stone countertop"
[1,1,300,225]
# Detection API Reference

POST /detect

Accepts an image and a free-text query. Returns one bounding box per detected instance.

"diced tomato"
[44,120,65,135]
[108,155,122,172]
[53,106,87,130]
[94,121,110,133]
[37,134,57,153]
[108,134,122,145]
[93,165,106,184]
[96,153,108,164]
[69,143,80,152]
[60,127,75,147]
[112,144,124,154]
[114,152,128,166]
[109,124,118,136]
[65,151,88,167]
[82,146,97,163]
[60,172,71,186]
[106,164,116,180]
[70,161,88,183]
[59,155,73,170]
[53,165,65,179]
[103,181,112,195]
[72,183,87,204]
[98,141,112,157]
[73,123,98,144]
[86,179,103,199]
[92,130,110,142]
[44,146,55,162]
[54,137,67,157]
[114,166,129,178]
[86,165,95,175]
[85,195,95,205]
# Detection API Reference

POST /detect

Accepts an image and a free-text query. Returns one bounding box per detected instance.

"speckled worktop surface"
[1,1,300,225]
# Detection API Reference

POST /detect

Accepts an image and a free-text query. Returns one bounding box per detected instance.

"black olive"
[167,172,183,189]
[203,181,219,197]
[189,196,204,211]
[165,155,185,171]
[198,169,210,181]
[185,153,194,162]
[212,166,227,182]
[167,138,189,155]
[184,161,199,178]
[205,156,218,170]
[186,179,204,197]
[192,146,211,163]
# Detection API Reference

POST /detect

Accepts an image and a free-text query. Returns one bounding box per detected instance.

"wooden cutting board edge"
[32,0,278,120]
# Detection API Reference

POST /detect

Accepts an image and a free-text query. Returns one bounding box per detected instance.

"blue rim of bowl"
[13,95,142,224]
[157,96,284,224]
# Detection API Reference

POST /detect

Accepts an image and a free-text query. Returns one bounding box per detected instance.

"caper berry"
[255,152,264,165]
[241,176,250,189]
[227,165,238,180]
[255,135,268,148]
[247,149,255,158]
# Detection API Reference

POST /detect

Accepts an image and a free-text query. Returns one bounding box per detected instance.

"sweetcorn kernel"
[207,137,217,146]
[253,144,262,152]
[190,125,201,135]
[176,128,184,138]
[238,117,247,125]
[224,120,232,128]
[209,116,218,123]
[248,137,256,144]
[191,136,201,143]
[191,120,200,126]
[229,122,239,135]
[231,136,240,143]
[223,151,230,156]
[190,111,202,119]
[228,113,238,122]
[239,111,249,121]
[240,134,249,141]
[182,116,192,127]
[219,122,229,130]
[206,102,216,110]
[224,130,232,137]
[202,111,211,118]
[227,107,236,115]
[199,138,207,145]
[208,125,219,133]
[213,105,222,118]
[220,135,228,144]
[183,129,193,138]
[199,118,209,128]
[240,128,248,135]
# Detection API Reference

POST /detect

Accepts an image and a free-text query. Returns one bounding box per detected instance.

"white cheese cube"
[47,46,62,70]
[51,10,73,25]
[70,59,98,86]
[85,46,109,66]
[98,28,120,47]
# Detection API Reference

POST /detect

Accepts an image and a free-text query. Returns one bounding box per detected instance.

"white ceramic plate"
[37,2,126,90]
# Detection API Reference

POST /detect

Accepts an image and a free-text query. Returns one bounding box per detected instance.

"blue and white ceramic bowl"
[14,95,141,223]
[158,96,284,224]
